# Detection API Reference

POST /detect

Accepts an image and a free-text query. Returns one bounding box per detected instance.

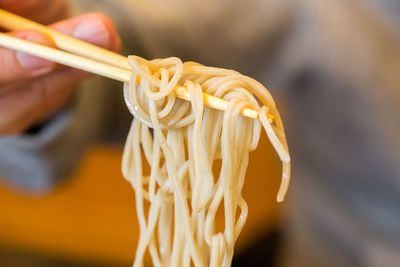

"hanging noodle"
[121,55,290,267]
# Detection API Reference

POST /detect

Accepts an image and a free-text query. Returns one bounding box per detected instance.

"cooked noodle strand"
[122,56,290,266]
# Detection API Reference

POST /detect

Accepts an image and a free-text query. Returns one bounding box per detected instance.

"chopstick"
[0,9,130,70]
[0,33,131,82]
[0,34,263,120]
[0,9,271,121]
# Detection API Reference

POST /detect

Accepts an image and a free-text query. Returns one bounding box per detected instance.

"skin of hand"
[0,0,121,135]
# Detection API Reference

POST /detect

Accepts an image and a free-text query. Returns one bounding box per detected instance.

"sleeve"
[0,109,77,192]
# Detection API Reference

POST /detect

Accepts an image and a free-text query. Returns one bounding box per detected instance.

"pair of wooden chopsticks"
[0,9,271,121]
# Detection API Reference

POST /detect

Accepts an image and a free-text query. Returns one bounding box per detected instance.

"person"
[0,0,399,266]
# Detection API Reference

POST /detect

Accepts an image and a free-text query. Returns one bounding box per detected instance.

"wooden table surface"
[0,132,282,265]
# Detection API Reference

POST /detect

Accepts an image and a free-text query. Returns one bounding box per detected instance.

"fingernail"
[17,52,53,70]
[14,31,54,71]
[73,17,109,47]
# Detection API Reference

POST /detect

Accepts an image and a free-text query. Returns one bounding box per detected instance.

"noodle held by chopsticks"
[122,56,290,267]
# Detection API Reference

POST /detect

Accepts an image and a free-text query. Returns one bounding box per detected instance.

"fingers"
[0,12,121,83]
[0,68,88,135]
[0,12,120,88]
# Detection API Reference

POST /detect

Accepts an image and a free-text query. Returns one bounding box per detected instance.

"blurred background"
[0,0,399,266]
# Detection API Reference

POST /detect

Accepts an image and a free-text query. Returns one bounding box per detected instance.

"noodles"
[122,55,290,267]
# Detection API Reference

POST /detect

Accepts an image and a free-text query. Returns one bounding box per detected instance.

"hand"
[0,0,120,135]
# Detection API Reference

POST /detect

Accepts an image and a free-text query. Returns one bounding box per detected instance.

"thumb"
[0,30,56,85]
